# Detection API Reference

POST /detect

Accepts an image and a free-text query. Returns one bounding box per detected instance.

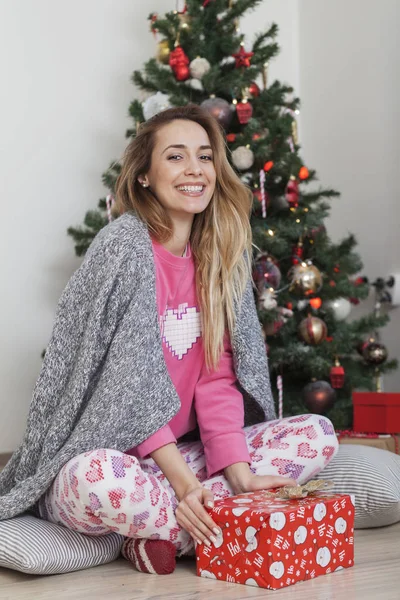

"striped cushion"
[315,444,400,528]
[0,514,124,574]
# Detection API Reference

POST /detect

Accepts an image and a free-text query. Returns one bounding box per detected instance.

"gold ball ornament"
[157,40,171,65]
[290,262,323,296]
[298,315,327,345]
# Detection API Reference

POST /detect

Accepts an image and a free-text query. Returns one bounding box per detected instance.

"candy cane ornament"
[259,169,267,218]
[277,374,283,420]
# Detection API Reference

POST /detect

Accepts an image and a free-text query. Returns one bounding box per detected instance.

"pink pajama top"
[125,238,251,477]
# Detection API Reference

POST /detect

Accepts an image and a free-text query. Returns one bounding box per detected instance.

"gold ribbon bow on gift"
[261,480,334,500]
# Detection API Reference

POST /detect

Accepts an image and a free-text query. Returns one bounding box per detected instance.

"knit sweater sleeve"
[194,331,251,478]
[12,221,137,481]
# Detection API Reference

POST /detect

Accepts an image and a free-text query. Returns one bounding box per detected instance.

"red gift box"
[353,392,400,434]
[196,490,355,590]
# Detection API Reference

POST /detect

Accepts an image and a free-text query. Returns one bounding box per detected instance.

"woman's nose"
[185,159,202,176]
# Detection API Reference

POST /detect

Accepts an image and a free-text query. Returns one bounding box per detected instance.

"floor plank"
[0,523,399,600]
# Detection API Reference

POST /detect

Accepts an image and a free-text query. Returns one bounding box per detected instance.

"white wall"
[0,1,298,452]
[2,1,398,453]
[298,0,400,391]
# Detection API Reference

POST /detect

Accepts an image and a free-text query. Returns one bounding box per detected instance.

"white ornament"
[269,561,285,579]
[232,146,254,170]
[294,525,308,545]
[184,78,204,91]
[245,526,258,552]
[324,297,351,321]
[240,172,253,185]
[269,512,286,531]
[142,92,171,121]
[279,307,294,323]
[297,299,309,310]
[189,57,211,80]
[313,503,327,522]
[316,547,331,568]
[335,517,347,534]
[260,288,278,310]
[220,56,235,67]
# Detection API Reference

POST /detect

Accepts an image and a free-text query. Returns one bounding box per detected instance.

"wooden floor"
[0,522,399,599]
[1,455,400,599]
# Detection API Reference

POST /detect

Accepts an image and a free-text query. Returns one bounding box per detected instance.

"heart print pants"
[38,414,338,557]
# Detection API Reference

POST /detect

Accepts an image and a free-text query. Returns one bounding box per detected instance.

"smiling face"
[140,119,217,225]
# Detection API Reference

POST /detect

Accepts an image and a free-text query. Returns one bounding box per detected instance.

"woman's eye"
[167,155,213,161]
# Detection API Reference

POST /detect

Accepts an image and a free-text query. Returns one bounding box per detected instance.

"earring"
[142,183,148,188]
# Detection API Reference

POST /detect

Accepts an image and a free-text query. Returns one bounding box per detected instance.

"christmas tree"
[67,0,397,429]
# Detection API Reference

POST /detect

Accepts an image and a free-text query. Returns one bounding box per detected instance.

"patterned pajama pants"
[38,414,338,557]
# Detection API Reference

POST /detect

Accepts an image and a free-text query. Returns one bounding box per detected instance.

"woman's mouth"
[176,185,205,197]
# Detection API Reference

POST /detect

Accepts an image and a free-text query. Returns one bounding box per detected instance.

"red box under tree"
[353,392,400,434]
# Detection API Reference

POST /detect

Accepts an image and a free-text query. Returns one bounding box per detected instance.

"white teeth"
[177,185,204,192]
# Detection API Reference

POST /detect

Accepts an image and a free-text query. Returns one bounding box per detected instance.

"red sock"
[121,538,176,575]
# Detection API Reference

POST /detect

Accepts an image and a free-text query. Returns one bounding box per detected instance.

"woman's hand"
[240,473,297,494]
[224,462,297,495]
[175,486,221,548]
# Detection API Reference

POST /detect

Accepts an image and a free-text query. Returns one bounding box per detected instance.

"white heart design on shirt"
[160,303,202,360]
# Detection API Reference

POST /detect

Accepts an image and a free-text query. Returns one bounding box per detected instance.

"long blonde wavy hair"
[115,104,253,372]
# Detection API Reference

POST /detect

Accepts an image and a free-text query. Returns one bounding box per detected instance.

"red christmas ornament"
[286,302,293,310]
[349,297,360,305]
[299,166,309,180]
[248,81,260,97]
[291,242,304,265]
[354,276,368,286]
[252,132,261,140]
[310,297,322,309]
[330,359,345,389]
[263,161,274,172]
[236,101,253,124]
[149,13,158,38]
[286,176,299,207]
[226,133,236,142]
[232,45,254,68]
[169,46,190,81]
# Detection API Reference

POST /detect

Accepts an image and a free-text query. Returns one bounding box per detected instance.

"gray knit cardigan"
[0,212,276,520]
